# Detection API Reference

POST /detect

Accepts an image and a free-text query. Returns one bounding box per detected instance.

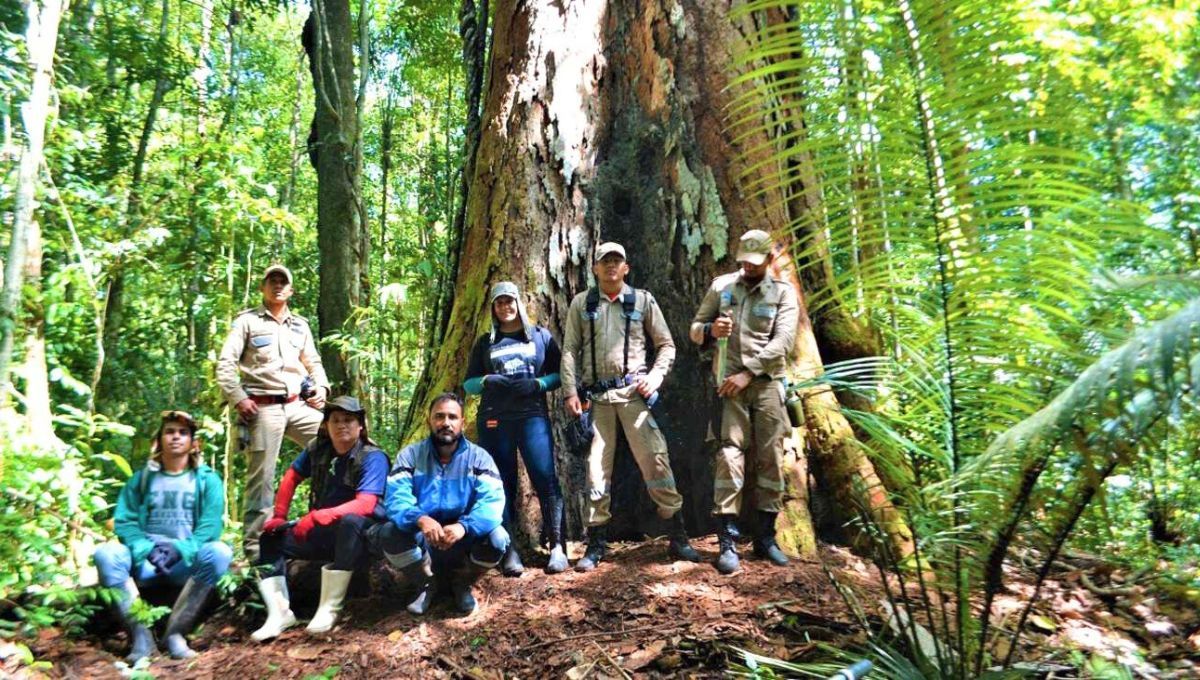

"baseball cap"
[736,230,773,265]
[594,242,626,262]
[262,264,293,284]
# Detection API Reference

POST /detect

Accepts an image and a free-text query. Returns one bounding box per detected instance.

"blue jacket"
[384,436,505,537]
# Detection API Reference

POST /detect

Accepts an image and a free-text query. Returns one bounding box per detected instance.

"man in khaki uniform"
[217,264,330,561]
[562,242,700,571]
[690,230,798,573]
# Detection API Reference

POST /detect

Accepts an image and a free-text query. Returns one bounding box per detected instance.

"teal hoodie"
[112,463,225,568]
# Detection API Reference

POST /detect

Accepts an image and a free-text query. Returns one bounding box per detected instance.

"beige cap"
[262,264,293,284]
[736,230,773,265]
[594,242,627,262]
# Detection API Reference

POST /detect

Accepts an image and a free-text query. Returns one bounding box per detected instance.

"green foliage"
[1,0,464,638]
[0,417,121,636]
[730,0,1200,675]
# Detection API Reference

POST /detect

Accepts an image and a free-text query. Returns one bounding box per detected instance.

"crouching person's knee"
[376,523,424,569]
[194,542,234,585]
[470,526,509,568]
[93,542,133,587]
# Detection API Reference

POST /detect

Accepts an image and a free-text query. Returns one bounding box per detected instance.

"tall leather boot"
[544,496,569,574]
[574,524,608,572]
[753,511,790,566]
[714,515,740,574]
[667,512,701,562]
[451,561,490,615]
[401,553,436,615]
[113,578,156,664]
[306,565,353,634]
[250,576,297,641]
[161,578,213,659]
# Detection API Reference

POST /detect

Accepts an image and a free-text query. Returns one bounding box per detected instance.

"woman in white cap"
[463,281,569,575]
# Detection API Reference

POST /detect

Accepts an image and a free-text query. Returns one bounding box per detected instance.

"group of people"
[93,230,800,663]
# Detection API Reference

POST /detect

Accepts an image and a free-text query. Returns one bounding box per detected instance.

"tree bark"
[0,0,69,401]
[304,1,364,393]
[400,0,487,435]
[399,0,831,554]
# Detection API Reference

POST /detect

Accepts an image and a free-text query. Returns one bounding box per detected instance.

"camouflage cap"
[736,230,773,265]
[262,264,293,284]
[323,395,366,416]
[594,242,626,262]
[159,409,197,432]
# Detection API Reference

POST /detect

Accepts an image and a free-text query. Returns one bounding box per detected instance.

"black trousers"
[258,514,382,578]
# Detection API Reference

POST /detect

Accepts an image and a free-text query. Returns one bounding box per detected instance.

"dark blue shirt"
[292,441,389,510]
[466,328,561,419]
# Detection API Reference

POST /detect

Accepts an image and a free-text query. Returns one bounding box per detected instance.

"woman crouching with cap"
[92,410,232,663]
[463,281,569,575]
[250,396,390,640]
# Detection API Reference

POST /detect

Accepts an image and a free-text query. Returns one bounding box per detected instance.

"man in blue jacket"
[374,393,507,615]
[92,410,232,663]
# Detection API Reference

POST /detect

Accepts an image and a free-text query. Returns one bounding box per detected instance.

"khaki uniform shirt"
[689,271,798,379]
[216,305,330,404]
[561,284,675,402]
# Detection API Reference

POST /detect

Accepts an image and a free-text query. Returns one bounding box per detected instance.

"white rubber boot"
[250,576,297,641]
[306,566,352,634]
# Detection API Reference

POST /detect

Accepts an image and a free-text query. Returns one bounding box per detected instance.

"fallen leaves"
[624,639,665,671]
[285,644,325,661]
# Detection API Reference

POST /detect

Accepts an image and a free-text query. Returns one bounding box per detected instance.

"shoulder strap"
[621,291,638,376]
[587,289,599,386]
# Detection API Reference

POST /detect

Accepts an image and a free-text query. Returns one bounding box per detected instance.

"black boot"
[113,579,155,664]
[451,562,490,615]
[161,578,213,659]
[401,553,436,615]
[715,515,740,574]
[574,524,608,572]
[727,518,744,542]
[667,512,701,562]
[753,511,789,566]
[544,496,569,574]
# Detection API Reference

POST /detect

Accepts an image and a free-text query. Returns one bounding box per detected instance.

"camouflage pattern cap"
[736,230,773,265]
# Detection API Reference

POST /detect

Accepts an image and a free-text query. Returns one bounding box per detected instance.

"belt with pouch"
[249,393,298,405]
[583,372,645,396]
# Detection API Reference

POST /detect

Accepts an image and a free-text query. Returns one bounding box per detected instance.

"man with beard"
[93,411,231,663]
[374,393,507,615]
[690,230,799,574]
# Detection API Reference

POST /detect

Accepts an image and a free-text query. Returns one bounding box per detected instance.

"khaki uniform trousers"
[242,400,323,561]
[713,377,788,515]
[586,385,683,526]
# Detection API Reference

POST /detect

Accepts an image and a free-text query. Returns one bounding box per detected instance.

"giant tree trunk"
[304,2,364,393]
[406,0,909,556]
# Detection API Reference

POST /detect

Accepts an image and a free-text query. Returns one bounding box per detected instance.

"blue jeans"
[477,415,561,526]
[93,541,233,589]
[375,522,508,574]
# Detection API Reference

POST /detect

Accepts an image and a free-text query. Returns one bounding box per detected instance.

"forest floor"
[6,538,1200,679]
